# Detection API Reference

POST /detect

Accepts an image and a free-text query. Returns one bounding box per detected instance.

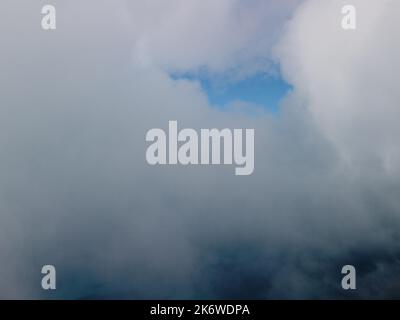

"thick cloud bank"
[0,0,399,299]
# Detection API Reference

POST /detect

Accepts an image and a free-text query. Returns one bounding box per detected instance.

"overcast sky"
[1,0,400,299]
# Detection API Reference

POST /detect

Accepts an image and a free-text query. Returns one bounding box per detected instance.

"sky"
[1,0,400,299]
[171,71,292,112]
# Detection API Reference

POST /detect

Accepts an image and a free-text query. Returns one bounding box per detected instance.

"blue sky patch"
[171,71,292,113]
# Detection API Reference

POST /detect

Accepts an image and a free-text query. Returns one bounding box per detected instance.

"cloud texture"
[0,0,400,299]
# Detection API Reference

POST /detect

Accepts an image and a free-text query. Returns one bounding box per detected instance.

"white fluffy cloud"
[276,0,400,174]
[128,0,303,75]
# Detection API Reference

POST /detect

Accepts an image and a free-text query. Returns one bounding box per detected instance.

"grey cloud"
[0,0,400,299]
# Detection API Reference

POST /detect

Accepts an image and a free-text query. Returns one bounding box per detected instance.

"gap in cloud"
[170,69,292,114]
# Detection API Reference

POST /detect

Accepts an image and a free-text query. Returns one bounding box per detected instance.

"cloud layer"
[0,0,400,299]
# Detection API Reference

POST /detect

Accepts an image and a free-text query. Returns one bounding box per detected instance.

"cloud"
[0,0,400,299]
[276,0,400,174]
[128,0,304,75]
